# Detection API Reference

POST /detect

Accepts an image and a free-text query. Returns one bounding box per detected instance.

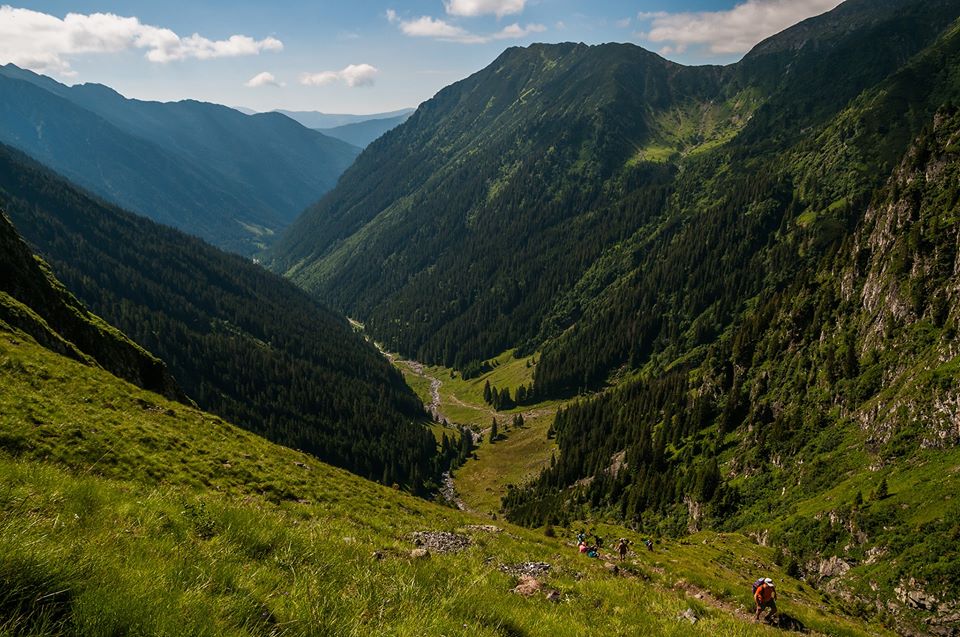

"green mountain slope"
[272,42,735,369]
[0,212,181,401]
[533,7,960,395]
[0,143,441,493]
[265,2,960,631]
[504,84,960,637]
[270,0,960,378]
[0,65,359,254]
[0,307,891,636]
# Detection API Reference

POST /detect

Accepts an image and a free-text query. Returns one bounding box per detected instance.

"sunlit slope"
[0,322,898,636]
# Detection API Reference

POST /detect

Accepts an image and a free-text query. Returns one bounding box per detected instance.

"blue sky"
[1,1,841,114]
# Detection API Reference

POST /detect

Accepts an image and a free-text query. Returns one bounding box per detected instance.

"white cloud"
[0,6,282,77]
[399,16,475,40]
[492,23,545,40]
[615,17,632,29]
[638,0,842,56]
[391,12,545,44]
[300,63,379,88]
[244,71,283,88]
[444,0,526,18]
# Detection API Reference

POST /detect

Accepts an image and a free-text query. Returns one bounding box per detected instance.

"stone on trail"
[499,562,552,577]
[678,608,699,624]
[513,575,542,597]
[410,548,430,559]
[410,531,472,554]
[545,590,562,603]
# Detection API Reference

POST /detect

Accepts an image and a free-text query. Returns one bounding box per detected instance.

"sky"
[0,0,843,114]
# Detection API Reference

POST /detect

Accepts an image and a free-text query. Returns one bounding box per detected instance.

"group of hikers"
[572,530,779,624]
[574,530,654,561]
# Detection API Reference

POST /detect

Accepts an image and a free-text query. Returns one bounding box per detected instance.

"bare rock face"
[818,555,852,579]
[896,579,940,612]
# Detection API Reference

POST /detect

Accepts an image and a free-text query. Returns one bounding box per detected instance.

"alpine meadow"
[2,0,960,635]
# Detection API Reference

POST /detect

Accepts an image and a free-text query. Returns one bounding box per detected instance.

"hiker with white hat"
[753,577,778,623]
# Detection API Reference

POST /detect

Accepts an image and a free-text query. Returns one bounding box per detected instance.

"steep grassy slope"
[0,321,893,636]
[0,65,358,254]
[0,143,439,493]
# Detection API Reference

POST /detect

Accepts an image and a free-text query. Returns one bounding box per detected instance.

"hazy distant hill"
[275,108,415,129]
[318,113,413,148]
[0,66,359,254]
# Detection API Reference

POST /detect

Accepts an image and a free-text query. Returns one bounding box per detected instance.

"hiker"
[616,538,629,561]
[576,530,586,545]
[753,577,778,623]
[645,538,654,552]
[593,533,603,549]
[578,541,589,554]
[586,546,599,559]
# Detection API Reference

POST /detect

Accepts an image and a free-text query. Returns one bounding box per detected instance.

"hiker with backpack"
[753,577,778,623]
[616,538,629,561]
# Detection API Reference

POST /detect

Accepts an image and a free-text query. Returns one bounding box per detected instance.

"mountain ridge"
[0,65,359,254]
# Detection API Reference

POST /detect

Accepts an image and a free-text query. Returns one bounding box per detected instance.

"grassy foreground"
[0,326,896,635]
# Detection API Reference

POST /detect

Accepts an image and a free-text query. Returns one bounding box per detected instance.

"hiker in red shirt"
[754,577,778,622]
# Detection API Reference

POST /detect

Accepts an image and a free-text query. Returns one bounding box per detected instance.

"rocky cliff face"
[849,108,960,448]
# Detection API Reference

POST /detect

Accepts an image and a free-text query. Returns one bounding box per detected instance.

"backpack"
[751,579,765,594]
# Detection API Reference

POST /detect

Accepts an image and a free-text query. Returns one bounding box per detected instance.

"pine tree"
[483,380,492,404]
[489,418,499,444]
[516,384,527,404]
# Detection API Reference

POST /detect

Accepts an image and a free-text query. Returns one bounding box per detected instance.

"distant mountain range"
[0,65,359,255]
[318,113,414,148]
[274,108,415,130]
[234,108,416,147]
